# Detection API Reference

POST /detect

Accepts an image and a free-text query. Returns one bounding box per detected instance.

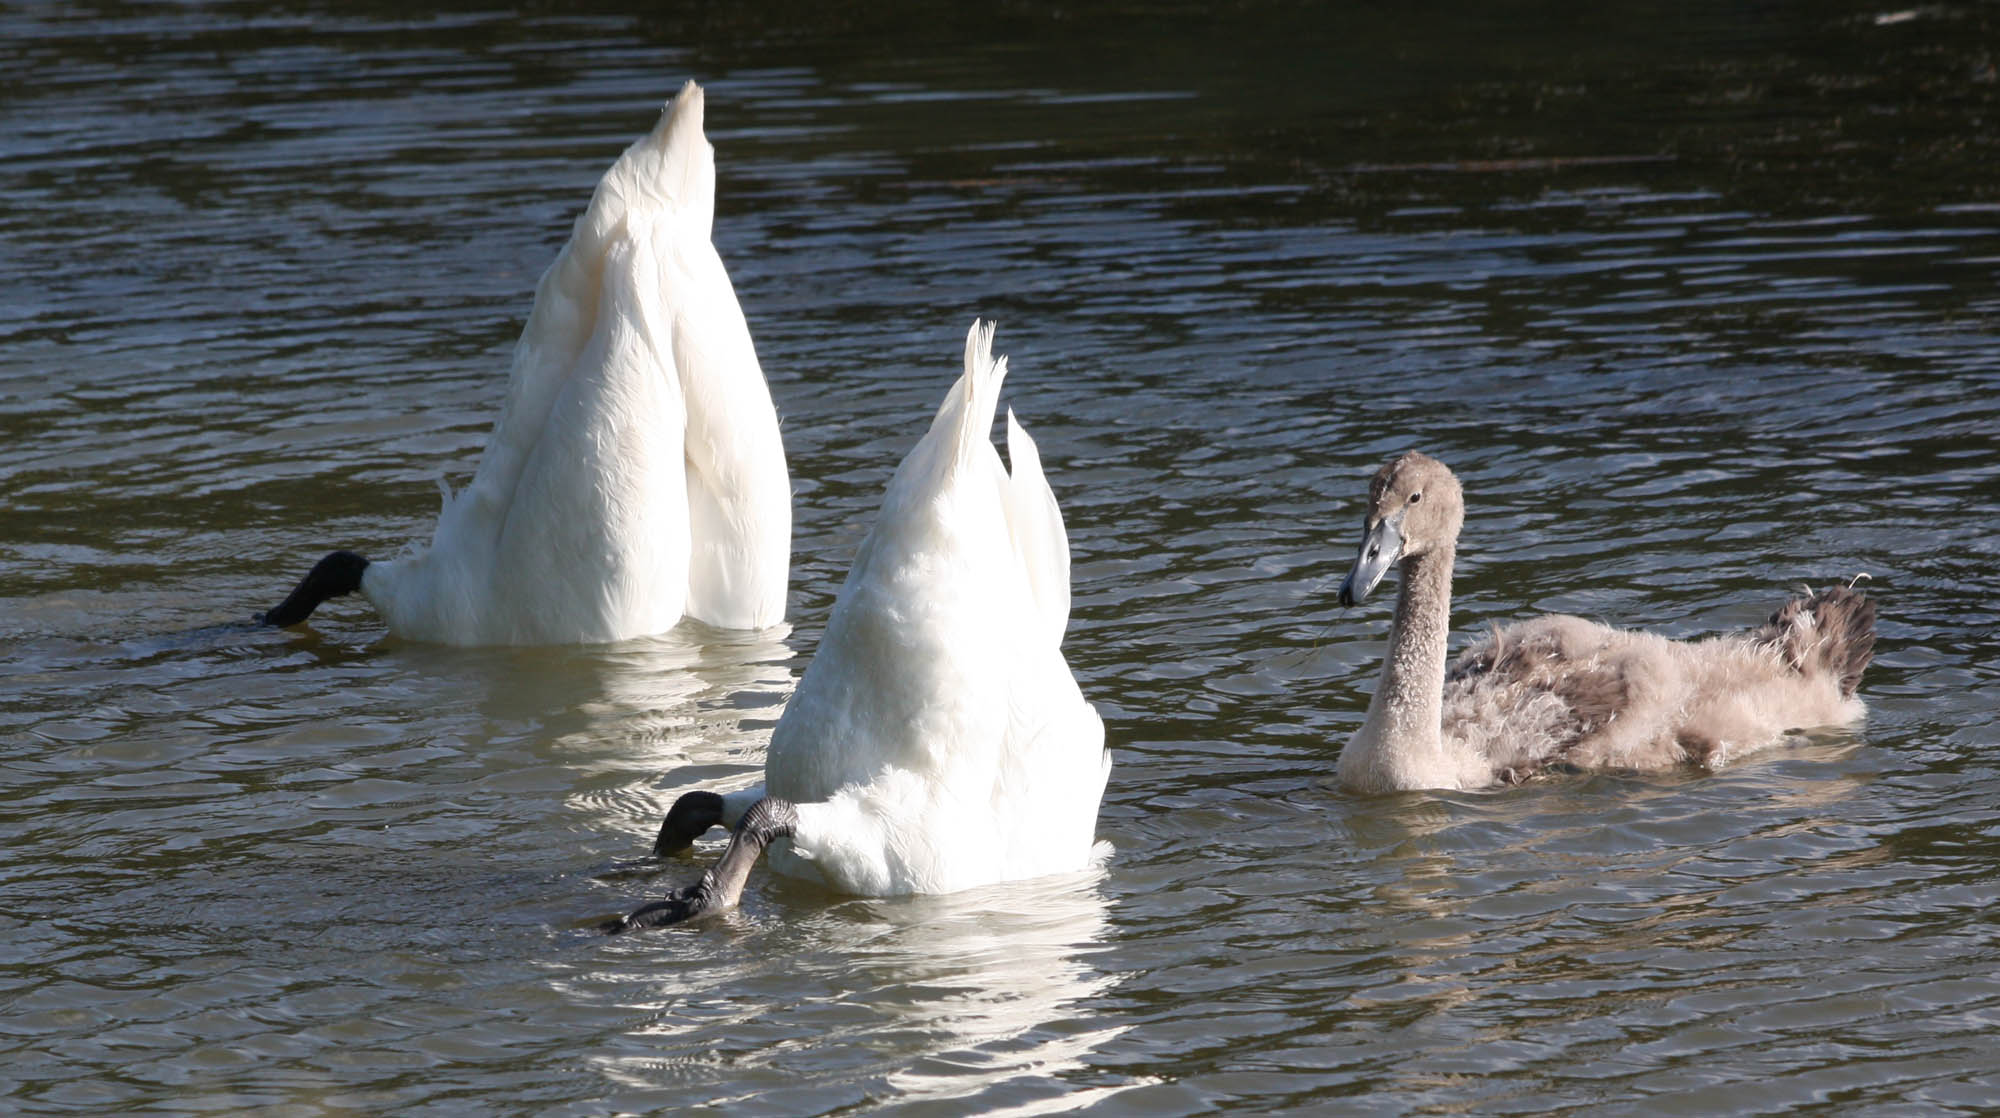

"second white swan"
[609,320,1110,930]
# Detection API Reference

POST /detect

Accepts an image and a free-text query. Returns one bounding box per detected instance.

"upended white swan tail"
[609,321,1110,929]
[261,81,790,645]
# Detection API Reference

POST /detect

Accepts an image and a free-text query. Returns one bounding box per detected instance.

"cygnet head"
[1337,451,1464,607]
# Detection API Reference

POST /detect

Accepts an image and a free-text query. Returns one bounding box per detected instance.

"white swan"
[261,81,790,645]
[1335,451,1876,793]
[608,321,1110,930]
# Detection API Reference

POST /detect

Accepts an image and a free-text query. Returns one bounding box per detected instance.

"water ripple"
[4,1,2000,1113]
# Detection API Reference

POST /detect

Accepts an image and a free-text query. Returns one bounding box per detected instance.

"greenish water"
[4,3,1998,1113]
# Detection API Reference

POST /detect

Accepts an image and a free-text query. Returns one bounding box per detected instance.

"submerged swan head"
[1337,451,1464,607]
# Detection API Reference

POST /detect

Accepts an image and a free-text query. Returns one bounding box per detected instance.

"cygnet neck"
[1343,543,1470,792]
[1379,545,1454,748]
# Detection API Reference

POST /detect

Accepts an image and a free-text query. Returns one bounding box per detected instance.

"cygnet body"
[1336,452,1874,793]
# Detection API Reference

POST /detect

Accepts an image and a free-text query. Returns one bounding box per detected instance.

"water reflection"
[545,623,797,841]
[585,870,1123,1111]
[5,0,2000,1112]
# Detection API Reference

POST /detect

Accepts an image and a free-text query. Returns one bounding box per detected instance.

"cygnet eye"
[1409,491,1423,504]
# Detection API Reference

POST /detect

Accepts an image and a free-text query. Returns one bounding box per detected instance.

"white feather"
[360,81,789,645]
[761,321,1110,895]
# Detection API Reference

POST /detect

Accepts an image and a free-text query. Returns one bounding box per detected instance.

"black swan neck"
[262,550,369,628]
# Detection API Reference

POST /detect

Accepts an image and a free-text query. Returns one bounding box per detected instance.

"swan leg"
[651,790,726,857]
[606,797,798,933]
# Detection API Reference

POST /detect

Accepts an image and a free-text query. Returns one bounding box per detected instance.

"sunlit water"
[5,4,1999,1114]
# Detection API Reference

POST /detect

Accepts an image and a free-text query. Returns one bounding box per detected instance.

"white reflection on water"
[7,0,2000,1111]
[587,867,1135,1111]
[870,869,1132,1107]
[536,623,798,846]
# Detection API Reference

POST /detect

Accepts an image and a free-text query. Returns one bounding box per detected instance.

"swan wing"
[1445,617,1633,780]
[1003,407,1072,649]
[663,225,791,630]
[445,83,711,554]
[768,320,1015,799]
[587,81,789,630]
[477,228,691,643]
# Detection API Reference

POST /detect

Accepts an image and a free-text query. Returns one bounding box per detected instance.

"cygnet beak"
[1337,514,1403,608]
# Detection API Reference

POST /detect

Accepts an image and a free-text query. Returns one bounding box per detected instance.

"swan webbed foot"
[606,796,799,934]
[651,790,727,858]
[602,871,726,933]
[262,550,369,628]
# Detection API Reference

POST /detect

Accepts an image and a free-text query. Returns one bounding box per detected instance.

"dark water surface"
[5,3,2000,1113]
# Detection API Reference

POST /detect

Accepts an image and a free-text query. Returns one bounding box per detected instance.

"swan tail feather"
[1756,585,1876,698]
[954,319,1008,469]
[462,81,716,568]
[647,79,716,235]
[595,80,714,234]
[666,205,791,626]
